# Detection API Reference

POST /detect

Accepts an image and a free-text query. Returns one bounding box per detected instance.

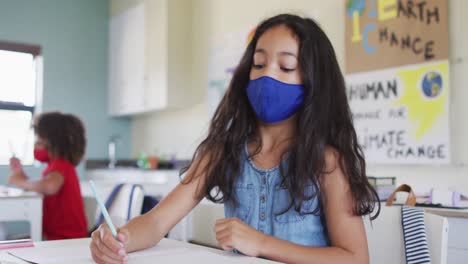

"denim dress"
[224,145,330,247]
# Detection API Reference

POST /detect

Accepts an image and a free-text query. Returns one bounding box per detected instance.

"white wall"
[132,0,468,192]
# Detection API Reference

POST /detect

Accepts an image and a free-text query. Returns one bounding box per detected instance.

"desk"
[421,207,468,218]
[0,238,278,263]
[419,207,468,264]
[0,186,42,241]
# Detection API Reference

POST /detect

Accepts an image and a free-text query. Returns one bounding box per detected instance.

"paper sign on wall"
[345,0,450,164]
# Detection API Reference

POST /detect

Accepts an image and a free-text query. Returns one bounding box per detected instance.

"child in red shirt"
[8,112,88,240]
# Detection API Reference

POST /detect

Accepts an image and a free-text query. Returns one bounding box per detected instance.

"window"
[0,41,42,165]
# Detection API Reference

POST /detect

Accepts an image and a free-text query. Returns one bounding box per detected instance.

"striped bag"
[387,184,432,264]
[401,205,431,264]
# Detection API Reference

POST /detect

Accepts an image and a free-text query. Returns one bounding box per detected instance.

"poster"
[345,0,450,164]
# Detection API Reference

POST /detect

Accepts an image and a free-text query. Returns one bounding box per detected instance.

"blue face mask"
[246,76,305,124]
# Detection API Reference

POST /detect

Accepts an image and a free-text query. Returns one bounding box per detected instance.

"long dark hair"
[34,111,86,166]
[182,14,380,219]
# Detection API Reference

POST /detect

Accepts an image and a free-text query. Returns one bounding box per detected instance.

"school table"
[0,186,42,241]
[0,238,279,263]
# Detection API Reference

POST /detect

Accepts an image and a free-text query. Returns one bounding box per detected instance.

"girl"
[90,14,379,264]
[8,112,88,240]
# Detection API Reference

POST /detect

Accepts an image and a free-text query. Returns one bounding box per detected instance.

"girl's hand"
[7,170,28,187]
[214,218,266,257]
[90,223,130,264]
[9,157,23,173]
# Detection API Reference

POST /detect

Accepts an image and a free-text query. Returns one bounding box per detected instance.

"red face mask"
[34,148,50,163]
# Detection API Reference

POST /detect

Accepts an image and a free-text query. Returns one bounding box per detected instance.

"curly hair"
[182,14,380,220]
[33,112,86,166]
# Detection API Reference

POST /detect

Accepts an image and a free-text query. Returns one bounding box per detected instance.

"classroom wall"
[132,0,468,193]
[131,0,345,158]
[0,0,132,183]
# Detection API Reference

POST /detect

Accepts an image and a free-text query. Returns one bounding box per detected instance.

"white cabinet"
[447,217,468,264]
[108,0,192,116]
[109,3,146,115]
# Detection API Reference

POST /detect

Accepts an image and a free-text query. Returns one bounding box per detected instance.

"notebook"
[0,239,34,251]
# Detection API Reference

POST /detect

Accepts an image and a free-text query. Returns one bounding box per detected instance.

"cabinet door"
[109,3,146,116]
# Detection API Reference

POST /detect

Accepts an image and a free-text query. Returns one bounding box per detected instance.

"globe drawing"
[422,71,443,98]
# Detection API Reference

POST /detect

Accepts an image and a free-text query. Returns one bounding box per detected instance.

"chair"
[364,206,449,264]
[94,183,145,228]
[189,200,225,247]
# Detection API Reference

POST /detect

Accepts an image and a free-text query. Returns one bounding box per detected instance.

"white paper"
[8,240,91,264]
[7,239,269,264]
